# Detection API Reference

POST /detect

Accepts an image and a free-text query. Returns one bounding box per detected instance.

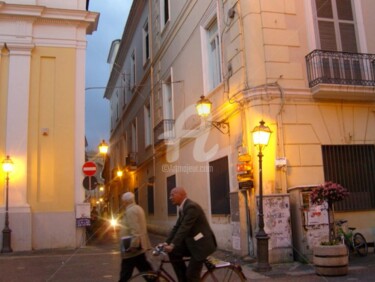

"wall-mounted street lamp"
[1,155,14,253]
[196,95,230,135]
[252,120,272,272]
[196,95,212,117]
[98,140,109,155]
[116,169,123,178]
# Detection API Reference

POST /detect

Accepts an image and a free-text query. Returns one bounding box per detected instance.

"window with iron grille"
[322,145,375,211]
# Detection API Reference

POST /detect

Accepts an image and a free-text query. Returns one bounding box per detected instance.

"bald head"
[169,187,187,206]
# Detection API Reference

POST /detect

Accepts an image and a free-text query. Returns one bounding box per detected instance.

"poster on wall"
[261,195,292,249]
[76,203,91,227]
[306,203,329,225]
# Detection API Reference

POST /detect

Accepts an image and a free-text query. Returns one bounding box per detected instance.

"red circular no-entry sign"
[82,161,97,176]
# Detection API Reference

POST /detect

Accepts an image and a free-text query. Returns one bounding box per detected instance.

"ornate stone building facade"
[105,0,375,262]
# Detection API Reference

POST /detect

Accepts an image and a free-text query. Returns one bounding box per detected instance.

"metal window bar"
[322,145,375,211]
[306,50,375,87]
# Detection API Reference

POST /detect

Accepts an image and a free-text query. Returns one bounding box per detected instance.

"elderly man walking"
[118,192,153,282]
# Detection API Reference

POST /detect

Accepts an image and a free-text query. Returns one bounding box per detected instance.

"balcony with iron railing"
[125,152,137,171]
[125,152,137,166]
[154,119,175,146]
[306,50,375,100]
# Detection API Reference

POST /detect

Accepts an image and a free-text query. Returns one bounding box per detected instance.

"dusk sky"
[85,0,131,151]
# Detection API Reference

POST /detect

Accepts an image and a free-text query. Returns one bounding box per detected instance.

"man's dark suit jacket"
[166,198,217,261]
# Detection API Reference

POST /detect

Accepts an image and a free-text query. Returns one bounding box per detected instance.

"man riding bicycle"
[162,187,217,282]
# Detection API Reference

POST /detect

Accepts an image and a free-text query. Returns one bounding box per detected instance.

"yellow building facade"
[0,0,98,251]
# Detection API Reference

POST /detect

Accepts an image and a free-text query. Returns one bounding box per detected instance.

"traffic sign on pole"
[82,176,98,190]
[82,161,97,176]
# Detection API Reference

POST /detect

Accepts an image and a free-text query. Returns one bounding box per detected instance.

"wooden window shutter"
[316,0,333,18]
[337,0,353,20]
[340,23,357,52]
[318,21,337,51]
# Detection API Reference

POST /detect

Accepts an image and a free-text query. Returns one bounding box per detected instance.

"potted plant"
[310,181,350,242]
[311,181,350,276]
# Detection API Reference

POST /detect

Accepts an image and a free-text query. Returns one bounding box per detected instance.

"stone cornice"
[0,2,98,33]
[5,42,34,53]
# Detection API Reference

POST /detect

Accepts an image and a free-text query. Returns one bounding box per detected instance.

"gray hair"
[121,192,135,203]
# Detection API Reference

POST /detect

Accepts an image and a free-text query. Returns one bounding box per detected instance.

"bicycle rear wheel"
[128,271,169,282]
[201,265,246,282]
[353,233,368,256]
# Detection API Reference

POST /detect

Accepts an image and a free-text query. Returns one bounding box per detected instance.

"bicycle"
[336,219,368,256]
[129,245,247,281]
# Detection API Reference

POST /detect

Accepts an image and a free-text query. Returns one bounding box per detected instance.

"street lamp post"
[252,120,272,272]
[1,155,14,253]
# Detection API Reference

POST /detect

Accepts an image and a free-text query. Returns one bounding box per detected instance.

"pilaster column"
[5,43,34,206]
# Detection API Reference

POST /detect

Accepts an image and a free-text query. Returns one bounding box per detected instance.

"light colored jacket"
[120,203,151,258]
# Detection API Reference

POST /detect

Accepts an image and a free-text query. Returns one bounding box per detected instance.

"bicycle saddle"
[337,219,347,225]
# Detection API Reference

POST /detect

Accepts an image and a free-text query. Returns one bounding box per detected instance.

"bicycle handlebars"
[152,244,167,256]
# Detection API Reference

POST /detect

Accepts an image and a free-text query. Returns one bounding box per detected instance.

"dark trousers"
[119,253,153,282]
[168,247,204,282]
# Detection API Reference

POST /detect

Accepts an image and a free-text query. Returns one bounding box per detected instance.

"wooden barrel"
[313,244,348,276]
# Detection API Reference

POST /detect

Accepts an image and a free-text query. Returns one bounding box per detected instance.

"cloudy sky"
[85,0,131,151]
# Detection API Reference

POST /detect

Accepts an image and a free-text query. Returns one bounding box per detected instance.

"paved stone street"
[0,225,374,282]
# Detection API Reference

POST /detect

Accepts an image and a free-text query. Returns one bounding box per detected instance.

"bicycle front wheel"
[201,265,246,282]
[353,233,368,256]
[128,271,169,282]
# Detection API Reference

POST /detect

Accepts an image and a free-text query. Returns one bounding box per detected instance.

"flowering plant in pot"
[311,181,350,276]
[310,181,350,244]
